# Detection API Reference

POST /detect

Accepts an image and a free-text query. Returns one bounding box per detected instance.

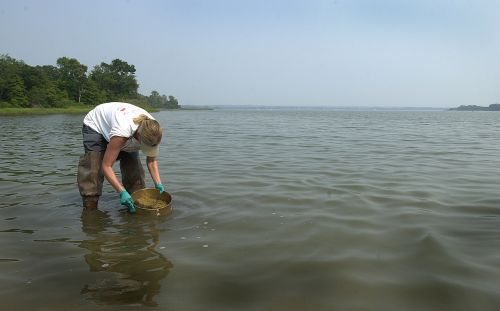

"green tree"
[0,54,180,110]
[27,82,63,107]
[148,90,163,107]
[6,75,28,107]
[90,59,138,100]
[0,55,25,105]
[147,91,180,109]
[489,104,500,111]
[167,95,179,109]
[40,65,60,81]
[80,79,106,105]
[56,57,88,103]
[13,63,69,107]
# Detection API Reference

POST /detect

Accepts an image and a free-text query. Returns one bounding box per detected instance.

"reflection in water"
[79,210,173,307]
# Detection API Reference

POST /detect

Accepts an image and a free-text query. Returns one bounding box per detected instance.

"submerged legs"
[77,151,104,209]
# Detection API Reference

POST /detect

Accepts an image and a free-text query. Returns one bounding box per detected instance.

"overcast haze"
[1,0,500,107]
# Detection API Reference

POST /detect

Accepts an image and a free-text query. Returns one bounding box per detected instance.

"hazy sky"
[1,0,500,107]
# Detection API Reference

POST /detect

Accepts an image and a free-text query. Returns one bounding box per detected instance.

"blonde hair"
[133,114,163,145]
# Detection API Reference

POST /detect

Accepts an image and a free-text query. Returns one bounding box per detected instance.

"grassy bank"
[0,105,161,116]
[0,106,94,116]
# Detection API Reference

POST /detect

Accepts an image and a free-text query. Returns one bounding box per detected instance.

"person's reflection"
[79,209,173,307]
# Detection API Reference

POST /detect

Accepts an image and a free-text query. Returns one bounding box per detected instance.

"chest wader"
[119,151,146,195]
[77,151,146,209]
[77,151,104,209]
[77,123,146,209]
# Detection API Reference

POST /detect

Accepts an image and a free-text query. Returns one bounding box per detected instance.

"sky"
[1,0,500,107]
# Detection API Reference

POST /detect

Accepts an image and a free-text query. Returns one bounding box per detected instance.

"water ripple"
[1,111,500,310]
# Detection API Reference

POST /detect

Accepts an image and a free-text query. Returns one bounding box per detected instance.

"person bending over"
[77,102,165,213]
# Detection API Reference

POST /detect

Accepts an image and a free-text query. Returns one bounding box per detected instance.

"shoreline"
[0,106,94,116]
[0,106,174,116]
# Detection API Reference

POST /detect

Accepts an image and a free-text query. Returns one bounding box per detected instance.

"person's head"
[133,114,163,157]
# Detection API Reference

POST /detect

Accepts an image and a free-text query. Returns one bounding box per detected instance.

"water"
[1,109,500,310]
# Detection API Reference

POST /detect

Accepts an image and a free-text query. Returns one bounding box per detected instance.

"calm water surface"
[1,109,500,310]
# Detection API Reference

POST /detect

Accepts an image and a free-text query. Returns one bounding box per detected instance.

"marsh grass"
[0,106,94,116]
[0,105,160,116]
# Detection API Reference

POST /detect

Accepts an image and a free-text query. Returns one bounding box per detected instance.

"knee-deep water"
[1,109,500,310]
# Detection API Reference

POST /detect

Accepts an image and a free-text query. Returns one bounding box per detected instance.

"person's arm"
[102,136,136,213]
[146,156,163,191]
[102,136,127,192]
[101,136,136,213]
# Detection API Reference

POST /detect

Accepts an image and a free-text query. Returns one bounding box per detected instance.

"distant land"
[208,105,446,111]
[449,104,500,111]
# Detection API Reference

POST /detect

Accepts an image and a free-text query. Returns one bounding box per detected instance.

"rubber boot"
[120,152,146,195]
[77,151,104,209]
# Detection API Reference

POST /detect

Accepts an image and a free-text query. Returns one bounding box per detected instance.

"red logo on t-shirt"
[120,108,126,111]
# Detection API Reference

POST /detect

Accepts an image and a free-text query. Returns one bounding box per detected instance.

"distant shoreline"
[202,105,448,111]
[178,105,214,111]
[449,104,500,111]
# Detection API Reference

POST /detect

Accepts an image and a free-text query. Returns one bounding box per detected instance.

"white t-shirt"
[84,102,155,152]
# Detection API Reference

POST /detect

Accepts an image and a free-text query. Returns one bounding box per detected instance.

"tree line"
[450,103,500,111]
[0,54,180,109]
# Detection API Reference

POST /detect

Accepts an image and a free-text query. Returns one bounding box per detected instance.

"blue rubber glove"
[155,183,165,194]
[119,190,136,214]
